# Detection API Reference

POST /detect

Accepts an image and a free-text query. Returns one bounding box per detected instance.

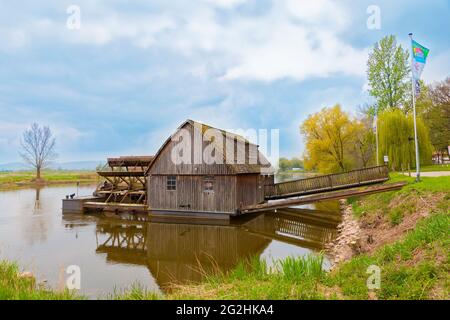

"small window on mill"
[203,176,214,192]
[166,176,176,190]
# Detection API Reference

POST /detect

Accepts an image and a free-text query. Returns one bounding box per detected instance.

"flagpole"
[375,111,379,166]
[409,33,420,182]
[376,119,379,166]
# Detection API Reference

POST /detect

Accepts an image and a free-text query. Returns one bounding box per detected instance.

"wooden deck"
[265,165,389,200]
[83,201,148,213]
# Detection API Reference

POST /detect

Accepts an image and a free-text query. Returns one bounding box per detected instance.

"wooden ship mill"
[63,119,404,220]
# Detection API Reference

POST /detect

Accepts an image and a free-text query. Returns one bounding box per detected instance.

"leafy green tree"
[418,78,450,162]
[278,157,290,171]
[378,109,432,171]
[367,35,410,112]
[290,157,304,169]
[278,157,304,171]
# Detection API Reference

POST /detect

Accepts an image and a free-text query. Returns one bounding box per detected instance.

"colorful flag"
[411,40,430,95]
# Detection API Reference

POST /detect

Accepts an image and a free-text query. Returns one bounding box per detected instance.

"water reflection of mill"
[88,208,340,290]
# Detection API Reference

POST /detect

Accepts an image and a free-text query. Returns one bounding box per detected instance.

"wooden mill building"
[72,119,275,219]
[147,120,274,218]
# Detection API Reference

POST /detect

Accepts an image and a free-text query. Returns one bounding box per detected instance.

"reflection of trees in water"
[34,187,41,210]
[20,187,51,245]
[313,201,341,213]
[93,208,340,290]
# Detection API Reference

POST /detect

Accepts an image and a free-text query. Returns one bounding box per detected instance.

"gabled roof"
[145,119,274,175]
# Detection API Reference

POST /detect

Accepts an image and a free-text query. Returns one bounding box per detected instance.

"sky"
[0,0,449,163]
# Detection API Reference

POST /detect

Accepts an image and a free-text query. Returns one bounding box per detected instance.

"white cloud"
[165,1,368,81]
[0,28,27,51]
[422,50,450,83]
[2,0,368,82]
[52,126,87,144]
[223,26,368,81]
[285,0,349,29]
[203,0,247,9]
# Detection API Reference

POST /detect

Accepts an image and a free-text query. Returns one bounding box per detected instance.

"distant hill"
[0,161,104,171]
[0,162,29,171]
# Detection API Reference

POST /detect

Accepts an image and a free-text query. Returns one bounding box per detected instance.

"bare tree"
[20,123,57,180]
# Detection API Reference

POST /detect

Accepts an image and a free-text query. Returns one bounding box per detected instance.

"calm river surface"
[0,183,341,298]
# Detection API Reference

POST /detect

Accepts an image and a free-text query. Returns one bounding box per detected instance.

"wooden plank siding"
[148,175,237,213]
[236,174,259,209]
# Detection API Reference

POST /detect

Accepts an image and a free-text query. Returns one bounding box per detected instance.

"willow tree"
[378,109,432,171]
[301,105,358,173]
[353,118,376,168]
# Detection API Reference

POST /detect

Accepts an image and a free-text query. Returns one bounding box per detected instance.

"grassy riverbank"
[0,174,448,300]
[157,175,449,300]
[420,164,450,172]
[152,173,449,300]
[0,170,98,190]
[0,261,81,300]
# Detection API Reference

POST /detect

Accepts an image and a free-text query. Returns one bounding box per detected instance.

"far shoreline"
[0,170,99,191]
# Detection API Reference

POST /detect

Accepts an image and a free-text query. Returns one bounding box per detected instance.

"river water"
[0,183,341,298]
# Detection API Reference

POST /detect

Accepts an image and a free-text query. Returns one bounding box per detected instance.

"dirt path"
[403,171,450,177]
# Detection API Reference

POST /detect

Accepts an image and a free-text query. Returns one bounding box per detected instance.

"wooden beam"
[119,191,129,203]
[97,171,146,177]
[265,178,389,200]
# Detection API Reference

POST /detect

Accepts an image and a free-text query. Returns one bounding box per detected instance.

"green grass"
[0,260,83,300]
[278,255,324,282]
[174,254,327,300]
[331,211,449,299]
[164,174,449,300]
[127,207,449,300]
[0,170,98,190]
[348,173,450,219]
[107,283,162,300]
[389,208,404,225]
[336,174,450,299]
[390,173,450,193]
[420,164,450,172]
[185,209,448,300]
